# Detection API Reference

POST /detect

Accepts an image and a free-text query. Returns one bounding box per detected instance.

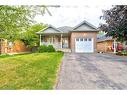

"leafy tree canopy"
[99,5,127,42]
[20,23,47,48]
[0,5,49,42]
[98,31,106,36]
[0,5,33,42]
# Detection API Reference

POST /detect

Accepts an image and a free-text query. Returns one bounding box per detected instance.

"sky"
[33,0,126,28]
[34,5,112,28]
[0,0,127,28]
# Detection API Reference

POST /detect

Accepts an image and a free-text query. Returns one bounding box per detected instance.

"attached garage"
[70,32,97,53]
[70,20,98,53]
[75,38,94,53]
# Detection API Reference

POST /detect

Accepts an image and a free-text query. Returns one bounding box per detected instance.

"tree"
[0,5,34,53]
[98,31,106,36]
[0,6,33,41]
[99,5,127,42]
[20,23,47,48]
[0,5,58,41]
[0,5,56,53]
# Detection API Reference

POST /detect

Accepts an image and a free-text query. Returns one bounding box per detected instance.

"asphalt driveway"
[56,53,127,90]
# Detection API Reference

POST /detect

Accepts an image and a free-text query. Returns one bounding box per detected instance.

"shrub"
[56,50,64,55]
[38,45,47,53]
[47,45,55,52]
[116,51,122,56]
[117,43,123,51]
[116,50,127,56]
[121,50,127,55]
[38,45,56,53]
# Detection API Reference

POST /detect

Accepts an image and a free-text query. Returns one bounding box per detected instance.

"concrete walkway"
[56,53,127,90]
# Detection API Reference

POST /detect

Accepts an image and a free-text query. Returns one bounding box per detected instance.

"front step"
[57,48,71,52]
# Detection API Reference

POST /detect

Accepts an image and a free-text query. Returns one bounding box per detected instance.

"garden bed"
[116,50,127,56]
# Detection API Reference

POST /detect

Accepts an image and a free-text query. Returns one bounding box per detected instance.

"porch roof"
[36,25,70,36]
[36,25,63,34]
[57,26,73,33]
[39,33,70,37]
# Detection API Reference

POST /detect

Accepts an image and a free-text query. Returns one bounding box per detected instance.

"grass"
[0,52,63,89]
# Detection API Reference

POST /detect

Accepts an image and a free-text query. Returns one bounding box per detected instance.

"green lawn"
[0,52,63,89]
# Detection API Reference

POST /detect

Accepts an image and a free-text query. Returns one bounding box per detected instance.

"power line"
[40,5,90,8]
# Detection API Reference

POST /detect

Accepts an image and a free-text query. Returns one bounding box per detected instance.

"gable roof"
[57,26,73,33]
[36,25,62,34]
[36,20,99,34]
[97,35,113,42]
[72,20,98,31]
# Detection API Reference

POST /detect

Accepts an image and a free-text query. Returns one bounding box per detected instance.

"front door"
[62,37,69,48]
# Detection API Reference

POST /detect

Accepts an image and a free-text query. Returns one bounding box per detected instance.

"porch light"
[83,33,86,36]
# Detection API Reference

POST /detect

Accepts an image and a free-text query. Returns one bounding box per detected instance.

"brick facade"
[0,39,30,54]
[97,40,113,52]
[70,32,97,52]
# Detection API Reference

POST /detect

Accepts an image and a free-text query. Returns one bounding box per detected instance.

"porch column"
[52,36,53,43]
[61,34,63,48]
[39,34,41,46]
[114,39,116,53]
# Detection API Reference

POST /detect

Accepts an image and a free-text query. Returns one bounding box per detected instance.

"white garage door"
[75,38,94,53]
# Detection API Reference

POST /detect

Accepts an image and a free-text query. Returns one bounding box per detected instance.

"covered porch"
[39,33,71,51]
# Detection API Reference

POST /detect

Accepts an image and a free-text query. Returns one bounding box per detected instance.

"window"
[53,36,55,43]
[88,38,92,41]
[42,36,45,42]
[84,38,87,41]
[47,37,52,43]
[76,38,79,41]
[80,38,83,41]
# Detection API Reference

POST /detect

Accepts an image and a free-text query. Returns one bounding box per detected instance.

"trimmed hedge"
[38,45,55,53]
[38,45,47,53]
[47,45,56,52]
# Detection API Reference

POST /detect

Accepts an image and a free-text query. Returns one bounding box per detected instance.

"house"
[0,39,30,54]
[36,20,98,53]
[97,35,127,53]
[97,35,114,53]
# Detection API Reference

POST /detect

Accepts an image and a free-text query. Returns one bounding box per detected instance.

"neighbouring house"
[36,20,98,53]
[0,39,30,54]
[97,35,114,53]
[97,35,127,53]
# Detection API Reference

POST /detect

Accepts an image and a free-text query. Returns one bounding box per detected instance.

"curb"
[53,53,65,89]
